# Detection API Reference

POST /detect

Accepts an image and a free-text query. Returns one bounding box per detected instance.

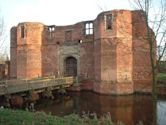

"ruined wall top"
[11,9,146,46]
[13,10,144,29]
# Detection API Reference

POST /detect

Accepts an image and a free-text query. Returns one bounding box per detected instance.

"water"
[157,100,166,125]
[35,91,166,125]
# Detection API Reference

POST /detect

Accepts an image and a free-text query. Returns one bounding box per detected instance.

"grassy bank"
[0,108,116,125]
[157,73,166,81]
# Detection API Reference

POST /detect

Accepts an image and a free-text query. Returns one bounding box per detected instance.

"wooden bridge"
[0,76,75,96]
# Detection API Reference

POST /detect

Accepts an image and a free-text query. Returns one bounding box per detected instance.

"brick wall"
[10,27,17,78]
[132,11,152,92]
[10,10,155,94]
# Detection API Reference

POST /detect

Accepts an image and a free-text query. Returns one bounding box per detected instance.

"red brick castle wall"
[10,10,154,94]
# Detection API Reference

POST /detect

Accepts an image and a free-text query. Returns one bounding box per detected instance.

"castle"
[10,10,154,94]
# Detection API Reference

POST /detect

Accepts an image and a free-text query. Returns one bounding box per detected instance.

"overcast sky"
[0,0,132,55]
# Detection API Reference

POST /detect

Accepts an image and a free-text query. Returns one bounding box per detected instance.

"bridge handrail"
[0,76,74,85]
[0,76,75,95]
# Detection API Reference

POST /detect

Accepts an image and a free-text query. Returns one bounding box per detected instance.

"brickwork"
[10,10,155,94]
[0,61,10,79]
[132,11,152,92]
[10,27,17,78]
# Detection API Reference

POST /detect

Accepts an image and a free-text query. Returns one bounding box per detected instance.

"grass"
[157,73,166,81]
[0,108,115,125]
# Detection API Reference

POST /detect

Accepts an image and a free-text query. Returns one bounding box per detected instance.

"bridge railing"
[0,76,75,96]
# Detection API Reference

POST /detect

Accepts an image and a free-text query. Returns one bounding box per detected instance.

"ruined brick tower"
[10,10,154,94]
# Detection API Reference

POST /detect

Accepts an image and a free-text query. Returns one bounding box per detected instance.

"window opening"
[21,26,25,38]
[85,22,93,35]
[48,27,55,32]
[106,14,113,30]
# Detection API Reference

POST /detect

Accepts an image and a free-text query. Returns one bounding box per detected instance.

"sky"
[0,0,132,56]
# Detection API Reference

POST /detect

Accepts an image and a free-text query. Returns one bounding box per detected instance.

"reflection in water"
[157,101,166,125]
[35,92,166,125]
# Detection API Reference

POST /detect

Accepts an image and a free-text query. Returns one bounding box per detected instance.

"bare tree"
[0,13,4,48]
[0,12,7,62]
[163,49,166,60]
[158,45,166,61]
[129,2,166,124]
[129,0,166,98]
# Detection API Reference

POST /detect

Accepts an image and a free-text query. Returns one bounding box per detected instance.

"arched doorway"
[64,57,77,76]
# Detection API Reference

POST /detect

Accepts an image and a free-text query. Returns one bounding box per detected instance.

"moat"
[33,91,166,125]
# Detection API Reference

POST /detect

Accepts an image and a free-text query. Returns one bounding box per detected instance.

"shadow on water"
[35,91,166,125]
